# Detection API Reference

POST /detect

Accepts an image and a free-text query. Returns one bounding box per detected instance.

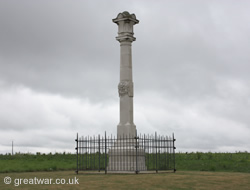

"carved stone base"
[107,141,147,171]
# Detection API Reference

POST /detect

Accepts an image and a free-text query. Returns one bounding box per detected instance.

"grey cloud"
[0,0,250,153]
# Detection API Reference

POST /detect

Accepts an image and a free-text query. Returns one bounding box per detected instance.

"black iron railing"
[75,132,176,174]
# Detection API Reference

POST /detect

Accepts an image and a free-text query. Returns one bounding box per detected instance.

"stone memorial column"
[107,11,146,172]
[113,11,139,138]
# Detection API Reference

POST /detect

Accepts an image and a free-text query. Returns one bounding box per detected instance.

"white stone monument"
[113,11,138,138]
[107,11,146,172]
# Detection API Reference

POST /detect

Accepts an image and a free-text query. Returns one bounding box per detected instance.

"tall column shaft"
[117,40,135,138]
[120,41,132,81]
[113,11,139,138]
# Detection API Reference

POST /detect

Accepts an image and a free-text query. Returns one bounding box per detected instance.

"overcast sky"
[0,0,250,154]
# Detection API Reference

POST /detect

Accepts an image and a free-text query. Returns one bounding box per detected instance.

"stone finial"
[113,11,139,42]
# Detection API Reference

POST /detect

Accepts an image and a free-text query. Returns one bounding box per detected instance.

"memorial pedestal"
[107,140,147,171]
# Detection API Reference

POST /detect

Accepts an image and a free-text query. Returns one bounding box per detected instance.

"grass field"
[0,153,75,173]
[0,152,249,189]
[0,171,250,190]
[0,152,249,173]
[176,152,250,173]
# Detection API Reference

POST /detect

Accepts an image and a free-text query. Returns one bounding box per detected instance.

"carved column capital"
[113,11,139,43]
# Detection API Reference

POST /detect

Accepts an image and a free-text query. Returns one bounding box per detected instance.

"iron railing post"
[135,130,138,174]
[75,133,78,174]
[155,132,158,173]
[105,131,107,174]
[173,133,176,172]
[98,134,100,172]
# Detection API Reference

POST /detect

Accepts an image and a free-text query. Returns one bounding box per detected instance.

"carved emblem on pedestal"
[118,81,133,97]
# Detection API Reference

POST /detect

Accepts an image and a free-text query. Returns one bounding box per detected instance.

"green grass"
[175,152,250,173]
[0,152,249,173]
[0,153,75,173]
[0,171,250,190]
[1,152,249,189]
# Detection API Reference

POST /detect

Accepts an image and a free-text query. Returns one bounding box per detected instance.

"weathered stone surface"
[113,11,138,138]
[113,11,139,43]
[109,12,146,171]
[118,81,133,97]
[107,147,147,171]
